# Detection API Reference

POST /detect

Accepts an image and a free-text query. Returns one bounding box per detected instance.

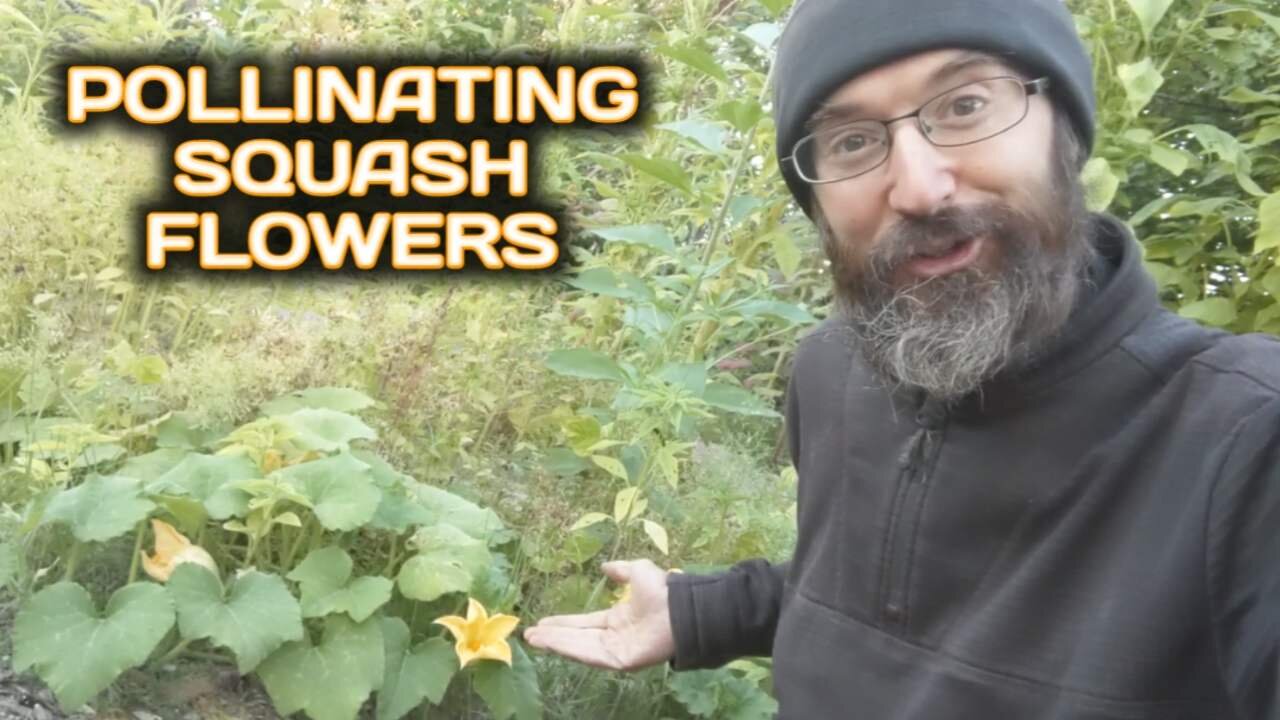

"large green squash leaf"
[412,485,506,541]
[397,523,492,602]
[148,453,256,520]
[278,452,381,531]
[260,387,376,416]
[473,641,543,720]
[376,617,457,720]
[42,474,155,542]
[258,615,384,720]
[283,408,377,452]
[168,564,303,673]
[14,582,174,709]
[287,546,392,622]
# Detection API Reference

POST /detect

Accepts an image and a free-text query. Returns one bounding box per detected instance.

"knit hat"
[773,0,1095,218]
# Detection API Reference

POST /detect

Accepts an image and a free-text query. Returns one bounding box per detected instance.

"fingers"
[602,558,661,584]
[601,560,633,584]
[529,609,611,629]
[522,625,623,670]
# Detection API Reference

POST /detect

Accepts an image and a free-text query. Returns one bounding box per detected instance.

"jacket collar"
[938,212,1160,419]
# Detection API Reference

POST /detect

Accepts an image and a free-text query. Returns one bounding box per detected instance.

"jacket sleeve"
[665,370,803,670]
[1207,395,1280,718]
[666,558,790,669]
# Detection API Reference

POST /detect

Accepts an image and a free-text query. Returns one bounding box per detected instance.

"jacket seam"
[791,583,1226,708]
[1202,396,1280,720]
[1189,357,1280,397]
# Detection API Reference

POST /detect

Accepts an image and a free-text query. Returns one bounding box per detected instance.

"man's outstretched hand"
[522,559,676,671]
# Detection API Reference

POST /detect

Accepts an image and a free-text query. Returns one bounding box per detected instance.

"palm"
[523,560,676,671]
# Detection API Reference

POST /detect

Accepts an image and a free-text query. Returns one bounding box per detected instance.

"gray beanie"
[773,0,1096,218]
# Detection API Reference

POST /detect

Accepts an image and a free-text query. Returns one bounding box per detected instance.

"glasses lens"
[795,120,889,183]
[921,77,1028,146]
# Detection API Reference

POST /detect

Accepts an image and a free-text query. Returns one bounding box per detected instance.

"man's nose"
[884,123,957,217]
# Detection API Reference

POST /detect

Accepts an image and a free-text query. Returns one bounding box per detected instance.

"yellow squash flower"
[434,597,520,669]
[140,519,219,582]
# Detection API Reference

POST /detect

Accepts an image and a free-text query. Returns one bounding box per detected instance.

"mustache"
[868,203,1016,275]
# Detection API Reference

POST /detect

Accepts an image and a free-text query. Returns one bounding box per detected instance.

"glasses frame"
[784,75,1051,185]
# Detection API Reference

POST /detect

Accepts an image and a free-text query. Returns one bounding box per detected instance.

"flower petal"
[455,639,481,669]
[140,551,170,582]
[151,519,192,563]
[175,545,220,577]
[434,614,468,641]
[478,613,519,647]
[465,597,488,624]
[473,638,513,666]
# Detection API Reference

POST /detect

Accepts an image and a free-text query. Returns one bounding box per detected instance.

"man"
[525,0,1280,717]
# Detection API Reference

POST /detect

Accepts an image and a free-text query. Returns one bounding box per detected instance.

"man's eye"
[946,95,988,117]
[828,132,872,155]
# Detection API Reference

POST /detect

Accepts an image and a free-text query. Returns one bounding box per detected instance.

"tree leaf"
[14,582,174,710]
[258,615,384,720]
[565,267,637,299]
[283,408,377,452]
[620,154,694,195]
[1179,297,1237,327]
[717,99,764,134]
[703,383,779,418]
[656,119,729,153]
[1122,0,1174,39]
[590,224,677,256]
[545,349,627,383]
[168,564,303,672]
[376,618,457,720]
[642,519,669,555]
[287,547,393,622]
[734,299,815,324]
[1148,142,1189,177]
[657,362,708,396]
[42,474,155,543]
[656,44,727,82]
[149,453,256,520]
[1081,157,1120,212]
[569,512,612,531]
[472,641,543,720]
[1121,57,1162,116]
[740,21,781,50]
[278,453,381,531]
[591,455,630,481]
[1255,192,1280,256]
[613,487,644,522]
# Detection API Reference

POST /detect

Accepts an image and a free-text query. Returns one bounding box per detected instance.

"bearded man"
[524,0,1280,717]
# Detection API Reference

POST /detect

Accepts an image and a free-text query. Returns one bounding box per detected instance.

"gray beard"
[830,200,1098,406]
[838,233,1094,404]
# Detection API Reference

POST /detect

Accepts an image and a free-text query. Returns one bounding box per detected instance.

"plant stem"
[127,520,146,584]
[156,638,193,666]
[62,541,83,582]
[666,60,776,352]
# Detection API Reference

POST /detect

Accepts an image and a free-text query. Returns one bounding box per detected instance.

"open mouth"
[904,235,983,279]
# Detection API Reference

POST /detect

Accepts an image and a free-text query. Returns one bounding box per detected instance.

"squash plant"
[7,387,543,720]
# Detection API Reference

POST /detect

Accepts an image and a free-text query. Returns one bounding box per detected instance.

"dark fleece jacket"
[667,213,1280,719]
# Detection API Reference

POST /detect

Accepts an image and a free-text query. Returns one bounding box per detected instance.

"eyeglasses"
[784,76,1050,184]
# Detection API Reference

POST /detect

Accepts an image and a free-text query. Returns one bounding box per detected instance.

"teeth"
[917,238,965,258]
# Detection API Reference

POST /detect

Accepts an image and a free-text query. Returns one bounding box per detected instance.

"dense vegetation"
[0,0,1275,718]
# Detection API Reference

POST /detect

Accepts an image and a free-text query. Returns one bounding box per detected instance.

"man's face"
[809,48,1095,404]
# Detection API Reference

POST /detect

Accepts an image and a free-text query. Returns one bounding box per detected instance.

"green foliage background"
[0,0,1276,718]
